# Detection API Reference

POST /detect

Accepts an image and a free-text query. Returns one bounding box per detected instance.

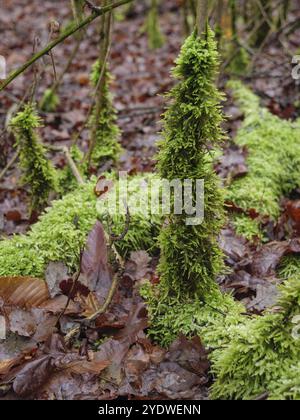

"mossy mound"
[227,81,300,239]
[0,175,161,278]
[211,274,300,400]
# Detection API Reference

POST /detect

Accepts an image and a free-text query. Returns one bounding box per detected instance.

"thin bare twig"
[0,0,134,92]
[0,149,19,182]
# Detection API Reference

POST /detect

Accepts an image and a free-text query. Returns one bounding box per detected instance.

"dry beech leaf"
[0,277,50,308]
[69,360,110,375]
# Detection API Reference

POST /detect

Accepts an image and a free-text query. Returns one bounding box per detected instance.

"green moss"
[278,255,300,280]
[141,28,246,353]
[146,0,165,50]
[228,46,250,76]
[141,282,245,348]
[227,81,300,240]
[89,60,121,168]
[10,104,58,210]
[39,89,60,112]
[269,362,300,400]
[211,275,300,400]
[0,175,161,278]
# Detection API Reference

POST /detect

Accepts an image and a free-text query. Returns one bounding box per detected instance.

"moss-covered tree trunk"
[86,0,121,169]
[10,105,58,211]
[146,0,164,49]
[155,10,226,302]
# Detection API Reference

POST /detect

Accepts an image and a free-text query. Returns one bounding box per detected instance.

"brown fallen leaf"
[0,277,49,308]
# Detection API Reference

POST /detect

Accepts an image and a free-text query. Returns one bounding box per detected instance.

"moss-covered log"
[0,175,161,278]
[227,81,300,239]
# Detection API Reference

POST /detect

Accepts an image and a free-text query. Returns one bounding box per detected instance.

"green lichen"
[10,104,58,210]
[39,88,60,112]
[89,60,121,168]
[0,175,161,278]
[227,81,300,240]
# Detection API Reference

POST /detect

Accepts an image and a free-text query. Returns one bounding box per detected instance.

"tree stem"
[196,0,208,36]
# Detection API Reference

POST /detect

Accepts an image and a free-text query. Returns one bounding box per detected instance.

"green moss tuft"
[39,88,60,112]
[58,145,86,194]
[10,104,58,210]
[142,28,246,353]
[141,282,245,348]
[156,27,227,300]
[228,46,250,76]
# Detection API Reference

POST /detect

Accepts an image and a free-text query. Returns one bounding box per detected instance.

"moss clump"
[89,60,121,168]
[141,281,245,348]
[211,275,300,400]
[0,175,161,278]
[39,89,60,112]
[10,104,58,210]
[146,0,165,49]
[278,255,300,280]
[227,81,300,239]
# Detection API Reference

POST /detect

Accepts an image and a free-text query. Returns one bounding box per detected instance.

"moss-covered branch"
[10,104,58,211]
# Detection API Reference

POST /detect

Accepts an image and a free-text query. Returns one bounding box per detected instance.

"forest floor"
[1,0,300,400]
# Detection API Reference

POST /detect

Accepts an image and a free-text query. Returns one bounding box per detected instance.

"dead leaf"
[45,262,69,299]
[80,221,112,305]
[0,277,49,308]
[124,251,151,282]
